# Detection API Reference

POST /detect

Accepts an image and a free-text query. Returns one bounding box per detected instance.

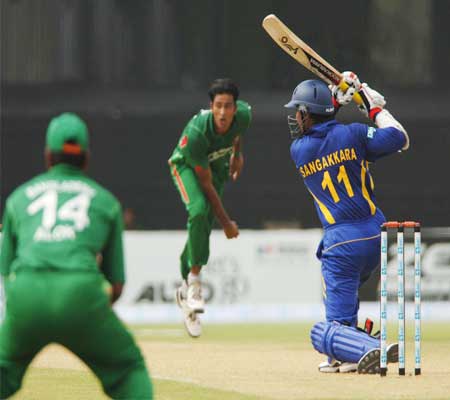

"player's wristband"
[332,96,341,111]
[369,107,382,121]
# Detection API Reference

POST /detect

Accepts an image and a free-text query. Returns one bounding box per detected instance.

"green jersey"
[0,164,124,284]
[169,100,252,181]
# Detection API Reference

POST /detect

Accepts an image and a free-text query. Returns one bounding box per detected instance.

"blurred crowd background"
[2,0,449,229]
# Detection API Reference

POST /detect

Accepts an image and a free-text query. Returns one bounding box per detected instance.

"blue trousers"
[317,209,385,327]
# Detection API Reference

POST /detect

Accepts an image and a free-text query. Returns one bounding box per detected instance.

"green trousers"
[170,163,225,279]
[0,270,153,399]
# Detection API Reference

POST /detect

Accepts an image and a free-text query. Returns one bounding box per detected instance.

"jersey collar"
[305,119,338,138]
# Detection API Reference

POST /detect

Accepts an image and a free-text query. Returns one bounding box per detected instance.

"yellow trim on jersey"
[361,161,376,215]
[365,161,375,190]
[369,174,375,191]
[322,234,381,254]
[308,189,336,224]
[321,275,327,300]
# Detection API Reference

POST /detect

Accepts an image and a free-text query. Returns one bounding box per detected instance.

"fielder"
[169,78,251,337]
[0,113,153,398]
[284,74,409,374]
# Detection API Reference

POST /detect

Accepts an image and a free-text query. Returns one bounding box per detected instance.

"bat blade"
[262,14,341,85]
[262,14,363,105]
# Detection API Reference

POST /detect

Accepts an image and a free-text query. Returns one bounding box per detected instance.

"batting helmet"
[284,79,334,115]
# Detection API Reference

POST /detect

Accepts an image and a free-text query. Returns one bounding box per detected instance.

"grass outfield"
[11,322,450,400]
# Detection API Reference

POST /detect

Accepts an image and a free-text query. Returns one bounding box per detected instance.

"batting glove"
[358,83,386,121]
[329,71,361,109]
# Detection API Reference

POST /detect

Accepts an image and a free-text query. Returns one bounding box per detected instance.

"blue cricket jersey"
[290,120,406,228]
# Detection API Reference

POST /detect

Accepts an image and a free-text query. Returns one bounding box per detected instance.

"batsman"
[169,78,252,337]
[0,113,153,398]
[284,73,409,374]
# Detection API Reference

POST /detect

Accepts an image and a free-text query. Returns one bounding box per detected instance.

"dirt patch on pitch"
[141,341,450,400]
[31,341,450,400]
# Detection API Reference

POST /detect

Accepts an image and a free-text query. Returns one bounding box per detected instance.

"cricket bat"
[262,14,363,105]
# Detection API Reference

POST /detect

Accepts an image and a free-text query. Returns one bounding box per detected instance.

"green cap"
[46,113,89,154]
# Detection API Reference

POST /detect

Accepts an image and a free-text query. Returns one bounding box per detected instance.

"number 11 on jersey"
[321,165,354,203]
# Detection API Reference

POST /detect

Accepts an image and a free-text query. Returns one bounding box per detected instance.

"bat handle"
[351,91,364,106]
[338,81,364,106]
